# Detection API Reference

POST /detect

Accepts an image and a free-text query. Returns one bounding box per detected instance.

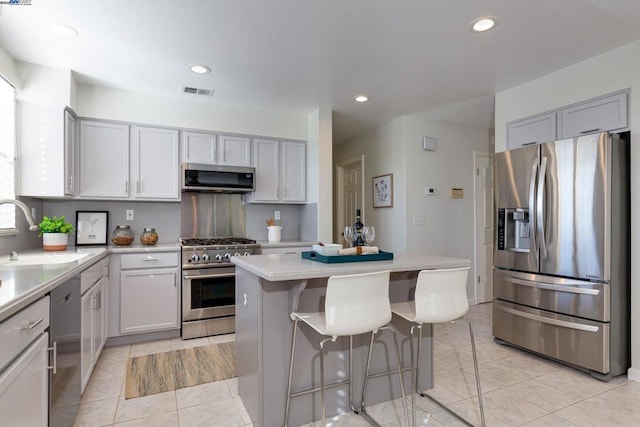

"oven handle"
[183,272,236,280]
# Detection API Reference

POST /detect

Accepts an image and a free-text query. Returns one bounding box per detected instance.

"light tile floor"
[72,303,640,426]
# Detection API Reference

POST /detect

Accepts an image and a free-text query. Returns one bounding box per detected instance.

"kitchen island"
[231,252,470,427]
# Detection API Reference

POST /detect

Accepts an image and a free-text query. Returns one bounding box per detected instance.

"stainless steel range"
[181,237,260,339]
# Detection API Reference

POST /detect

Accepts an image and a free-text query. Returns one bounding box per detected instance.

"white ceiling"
[1,0,640,142]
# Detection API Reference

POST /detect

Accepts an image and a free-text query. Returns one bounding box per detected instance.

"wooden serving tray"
[301,250,394,263]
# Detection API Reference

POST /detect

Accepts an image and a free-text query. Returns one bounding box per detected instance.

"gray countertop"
[0,243,180,323]
[231,252,470,281]
[256,240,315,248]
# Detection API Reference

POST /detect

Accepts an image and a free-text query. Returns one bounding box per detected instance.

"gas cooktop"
[180,237,257,247]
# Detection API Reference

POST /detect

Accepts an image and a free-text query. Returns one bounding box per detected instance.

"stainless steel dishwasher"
[49,276,81,426]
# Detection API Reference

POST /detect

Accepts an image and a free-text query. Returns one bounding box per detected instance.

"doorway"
[335,156,364,244]
[474,151,494,304]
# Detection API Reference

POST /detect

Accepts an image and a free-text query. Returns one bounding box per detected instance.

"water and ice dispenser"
[497,208,531,252]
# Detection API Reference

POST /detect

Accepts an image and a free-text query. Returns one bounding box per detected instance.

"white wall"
[307,108,333,242]
[76,84,308,141]
[334,117,408,253]
[404,115,490,298]
[494,39,640,381]
[334,114,490,298]
[15,63,73,105]
[0,45,21,88]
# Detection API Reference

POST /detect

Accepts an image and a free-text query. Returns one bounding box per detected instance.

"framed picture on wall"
[76,211,109,246]
[372,174,393,208]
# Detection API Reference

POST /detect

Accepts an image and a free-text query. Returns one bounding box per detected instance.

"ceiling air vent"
[182,86,215,96]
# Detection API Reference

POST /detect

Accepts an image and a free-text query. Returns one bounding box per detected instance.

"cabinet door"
[131,126,180,200]
[64,109,76,196]
[558,91,628,139]
[18,102,66,197]
[80,289,93,392]
[92,276,107,363]
[507,112,557,149]
[0,333,48,427]
[252,139,280,202]
[281,141,306,203]
[79,121,130,198]
[219,135,251,167]
[182,131,217,164]
[120,268,178,334]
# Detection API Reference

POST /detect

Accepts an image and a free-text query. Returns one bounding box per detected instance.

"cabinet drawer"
[0,296,50,372]
[493,300,609,374]
[120,252,178,269]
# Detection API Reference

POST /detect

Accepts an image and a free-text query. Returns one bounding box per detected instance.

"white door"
[474,152,494,303]
[336,157,364,244]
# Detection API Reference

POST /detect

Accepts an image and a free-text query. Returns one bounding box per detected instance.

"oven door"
[182,267,236,321]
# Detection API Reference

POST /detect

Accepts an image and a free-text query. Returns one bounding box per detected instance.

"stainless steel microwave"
[181,163,255,193]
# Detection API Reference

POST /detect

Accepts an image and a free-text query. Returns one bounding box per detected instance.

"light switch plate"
[413,214,425,225]
[126,209,134,220]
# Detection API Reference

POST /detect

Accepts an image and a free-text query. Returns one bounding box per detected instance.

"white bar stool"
[284,270,409,426]
[390,267,485,427]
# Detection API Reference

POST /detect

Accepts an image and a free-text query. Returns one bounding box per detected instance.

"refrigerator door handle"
[506,277,600,295]
[500,305,600,332]
[537,156,548,259]
[528,161,538,252]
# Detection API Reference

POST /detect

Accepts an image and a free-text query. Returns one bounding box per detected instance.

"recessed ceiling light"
[48,23,79,37]
[189,64,211,74]
[469,16,499,33]
[354,95,369,103]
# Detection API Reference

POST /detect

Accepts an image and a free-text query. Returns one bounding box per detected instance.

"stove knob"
[215,254,223,262]
[190,254,200,263]
[201,254,210,262]
[234,252,241,257]
[224,253,231,261]
[243,252,251,257]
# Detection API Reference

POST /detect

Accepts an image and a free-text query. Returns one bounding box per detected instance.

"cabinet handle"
[21,318,44,330]
[580,128,601,134]
[522,141,537,146]
[243,292,248,307]
[47,341,57,374]
[137,180,140,193]
[142,258,159,262]
[125,180,129,193]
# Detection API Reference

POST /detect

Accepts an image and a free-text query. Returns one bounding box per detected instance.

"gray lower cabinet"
[118,252,180,335]
[80,259,108,392]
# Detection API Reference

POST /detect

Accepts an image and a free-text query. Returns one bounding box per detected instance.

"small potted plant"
[39,216,74,251]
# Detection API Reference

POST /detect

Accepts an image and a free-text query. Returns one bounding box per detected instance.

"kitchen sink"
[0,252,90,266]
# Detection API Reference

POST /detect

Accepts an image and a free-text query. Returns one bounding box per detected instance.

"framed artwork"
[76,211,109,246]
[372,173,393,208]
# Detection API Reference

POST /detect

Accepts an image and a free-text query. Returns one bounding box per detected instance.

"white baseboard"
[627,367,640,382]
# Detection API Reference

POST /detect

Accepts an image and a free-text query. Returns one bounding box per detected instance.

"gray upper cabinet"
[558,91,628,139]
[506,90,630,149]
[507,112,557,150]
[181,131,251,167]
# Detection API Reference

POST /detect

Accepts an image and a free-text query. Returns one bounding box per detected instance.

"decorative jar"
[111,225,134,246]
[140,228,159,246]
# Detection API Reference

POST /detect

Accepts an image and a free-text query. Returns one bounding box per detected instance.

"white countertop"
[231,252,470,281]
[0,243,180,323]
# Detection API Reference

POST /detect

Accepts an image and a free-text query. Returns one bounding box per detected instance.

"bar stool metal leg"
[360,325,410,427]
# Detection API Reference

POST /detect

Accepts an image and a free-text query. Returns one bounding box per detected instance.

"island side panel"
[235,267,262,426]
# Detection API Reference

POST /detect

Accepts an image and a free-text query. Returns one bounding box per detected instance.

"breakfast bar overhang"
[231,252,471,426]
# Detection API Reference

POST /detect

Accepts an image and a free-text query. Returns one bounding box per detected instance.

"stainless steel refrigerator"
[493,132,629,380]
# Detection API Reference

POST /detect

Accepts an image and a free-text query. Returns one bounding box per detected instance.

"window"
[0,77,16,231]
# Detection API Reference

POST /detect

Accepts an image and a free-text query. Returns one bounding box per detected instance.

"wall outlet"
[274,210,280,220]
[126,209,134,221]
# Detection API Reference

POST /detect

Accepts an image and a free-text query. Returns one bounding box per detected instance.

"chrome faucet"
[0,199,39,231]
